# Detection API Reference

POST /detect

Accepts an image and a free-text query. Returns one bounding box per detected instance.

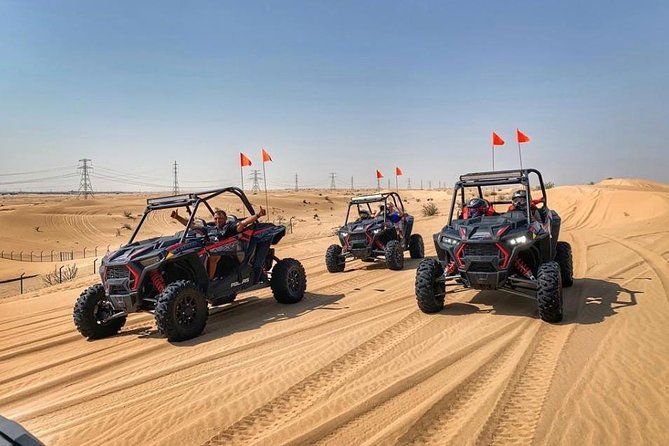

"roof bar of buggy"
[128,187,256,245]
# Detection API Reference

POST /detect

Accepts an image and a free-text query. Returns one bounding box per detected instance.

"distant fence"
[0,245,124,263]
[0,259,102,298]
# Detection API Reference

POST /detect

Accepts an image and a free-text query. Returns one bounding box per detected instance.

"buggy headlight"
[441,236,459,245]
[139,255,163,267]
[372,228,381,235]
[340,231,348,238]
[508,235,528,246]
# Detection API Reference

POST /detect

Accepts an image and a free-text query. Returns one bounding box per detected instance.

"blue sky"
[1,0,667,192]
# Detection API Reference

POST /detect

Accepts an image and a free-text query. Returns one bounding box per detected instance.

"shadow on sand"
[121,290,346,345]
[448,277,642,325]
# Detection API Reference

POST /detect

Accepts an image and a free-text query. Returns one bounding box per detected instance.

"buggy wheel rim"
[175,294,198,327]
[287,268,301,293]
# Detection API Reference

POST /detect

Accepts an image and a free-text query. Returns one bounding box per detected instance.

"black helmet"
[512,189,528,210]
[465,197,489,218]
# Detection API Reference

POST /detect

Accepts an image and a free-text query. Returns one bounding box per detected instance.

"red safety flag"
[261,147,272,162]
[492,132,505,146]
[240,152,252,167]
[376,170,384,179]
[395,167,403,176]
[516,129,531,144]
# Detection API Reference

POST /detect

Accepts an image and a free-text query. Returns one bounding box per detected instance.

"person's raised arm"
[235,206,267,232]
[170,209,189,227]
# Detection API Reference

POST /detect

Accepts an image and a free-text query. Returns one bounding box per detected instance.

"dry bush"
[42,264,78,286]
[121,223,132,230]
[422,203,439,216]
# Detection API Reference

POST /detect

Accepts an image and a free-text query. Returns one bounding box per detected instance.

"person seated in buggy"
[171,207,267,278]
[355,208,372,222]
[460,197,495,219]
[508,189,545,235]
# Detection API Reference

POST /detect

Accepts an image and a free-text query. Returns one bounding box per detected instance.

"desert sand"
[1,180,668,445]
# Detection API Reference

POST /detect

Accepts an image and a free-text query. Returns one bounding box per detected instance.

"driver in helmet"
[462,197,494,219]
[509,189,544,234]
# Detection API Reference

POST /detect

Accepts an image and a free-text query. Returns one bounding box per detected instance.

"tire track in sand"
[202,310,444,446]
[474,323,572,445]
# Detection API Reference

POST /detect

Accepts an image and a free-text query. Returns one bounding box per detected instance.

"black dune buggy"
[325,192,424,272]
[73,187,307,342]
[415,169,573,322]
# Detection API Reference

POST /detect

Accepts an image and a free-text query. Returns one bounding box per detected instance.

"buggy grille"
[106,266,130,280]
[349,233,367,247]
[463,244,499,257]
[468,262,498,273]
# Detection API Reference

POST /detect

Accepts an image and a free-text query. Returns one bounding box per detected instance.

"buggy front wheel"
[271,258,307,304]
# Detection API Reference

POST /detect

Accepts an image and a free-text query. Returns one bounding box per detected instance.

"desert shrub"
[123,210,133,219]
[545,182,555,189]
[121,223,132,230]
[422,203,438,216]
[42,264,78,286]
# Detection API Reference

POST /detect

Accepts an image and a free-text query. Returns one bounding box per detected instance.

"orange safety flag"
[376,170,384,179]
[395,167,403,176]
[492,132,505,146]
[261,147,272,162]
[240,152,252,167]
[516,129,531,143]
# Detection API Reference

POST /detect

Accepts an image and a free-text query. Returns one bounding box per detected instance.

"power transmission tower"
[329,173,336,191]
[172,161,179,195]
[429,181,432,190]
[387,178,391,190]
[295,173,299,192]
[250,170,262,194]
[421,179,423,190]
[408,178,412,189]
[351,176,354,191]
[77,159,94,199]
[438,180,441,190]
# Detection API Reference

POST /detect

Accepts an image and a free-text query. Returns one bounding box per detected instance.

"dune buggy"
[325,192,424,272]
[73,187,307,342]
[415,169,573,322]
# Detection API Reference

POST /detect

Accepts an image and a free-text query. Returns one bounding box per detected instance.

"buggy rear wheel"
[271,258,307,304]
[385,239,404,270]
[155,280,209,342]
[415,259,446,313]
[409,234,425,259]
[555,241,574,287]
[73,284,127,339]
[325,244,345,273]
[537,261,563,322]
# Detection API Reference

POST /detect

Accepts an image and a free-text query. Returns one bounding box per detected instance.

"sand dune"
[1,182,668,445]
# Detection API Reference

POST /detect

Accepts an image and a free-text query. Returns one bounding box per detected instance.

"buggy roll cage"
[128,187,256,244]
[448,169,548,226]
[344,192,405,225]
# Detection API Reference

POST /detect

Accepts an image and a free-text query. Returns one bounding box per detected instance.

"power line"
[77,159,94,199]
[294,173,298,192]
[329,172,336,191]
[172,161,179,195]
[250,170,262,194]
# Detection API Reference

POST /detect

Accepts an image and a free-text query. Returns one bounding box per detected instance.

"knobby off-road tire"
[385,239,404,270]
[555,241,574,287]
[537,261,563,323]
[271,258,307,304]
[415,259,446,313]
[155,280,209,342]
[409,233,425,259]
[73,284,127,339]
[325,244,345,273]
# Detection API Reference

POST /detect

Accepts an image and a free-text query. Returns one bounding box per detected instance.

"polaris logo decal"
[470,232,492,239]
[231,278,250,288]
